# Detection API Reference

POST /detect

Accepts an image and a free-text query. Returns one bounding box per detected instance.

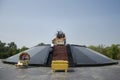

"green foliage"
[0,40,29,59]
[110,44,120,59]
[36,42,45,46]
[20,46,29,52]
[8,42,17,49]
[88,44,120,60]
[0,41,6,47]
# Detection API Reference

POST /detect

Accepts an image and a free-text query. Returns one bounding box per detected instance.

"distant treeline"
[0,40,120,60]
[0,40,29,59]
[88,44,120,60]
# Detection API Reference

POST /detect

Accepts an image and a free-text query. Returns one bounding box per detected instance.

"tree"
[88,44,120,60]
[0,40,6,47]
[0,40,29,59]
[105,47,112,58]
[110,44,120,59]
[20,46,29,52]
[8,42,17,49]
[36,42,45,46]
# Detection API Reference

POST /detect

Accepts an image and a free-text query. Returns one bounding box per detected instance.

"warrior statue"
[52,31,66,45]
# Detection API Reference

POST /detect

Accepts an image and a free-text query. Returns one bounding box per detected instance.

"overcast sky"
[0,0,120,48]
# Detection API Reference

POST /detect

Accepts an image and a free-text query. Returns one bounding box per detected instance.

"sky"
[0,0,120,48]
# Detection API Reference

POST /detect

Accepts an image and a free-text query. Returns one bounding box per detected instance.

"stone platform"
[0,60,120,80]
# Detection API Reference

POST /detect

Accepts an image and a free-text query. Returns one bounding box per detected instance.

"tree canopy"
[0,40,29,59]
[88,44,120,60]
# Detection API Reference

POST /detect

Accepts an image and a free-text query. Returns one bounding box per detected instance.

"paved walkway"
[0,60,120,80]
